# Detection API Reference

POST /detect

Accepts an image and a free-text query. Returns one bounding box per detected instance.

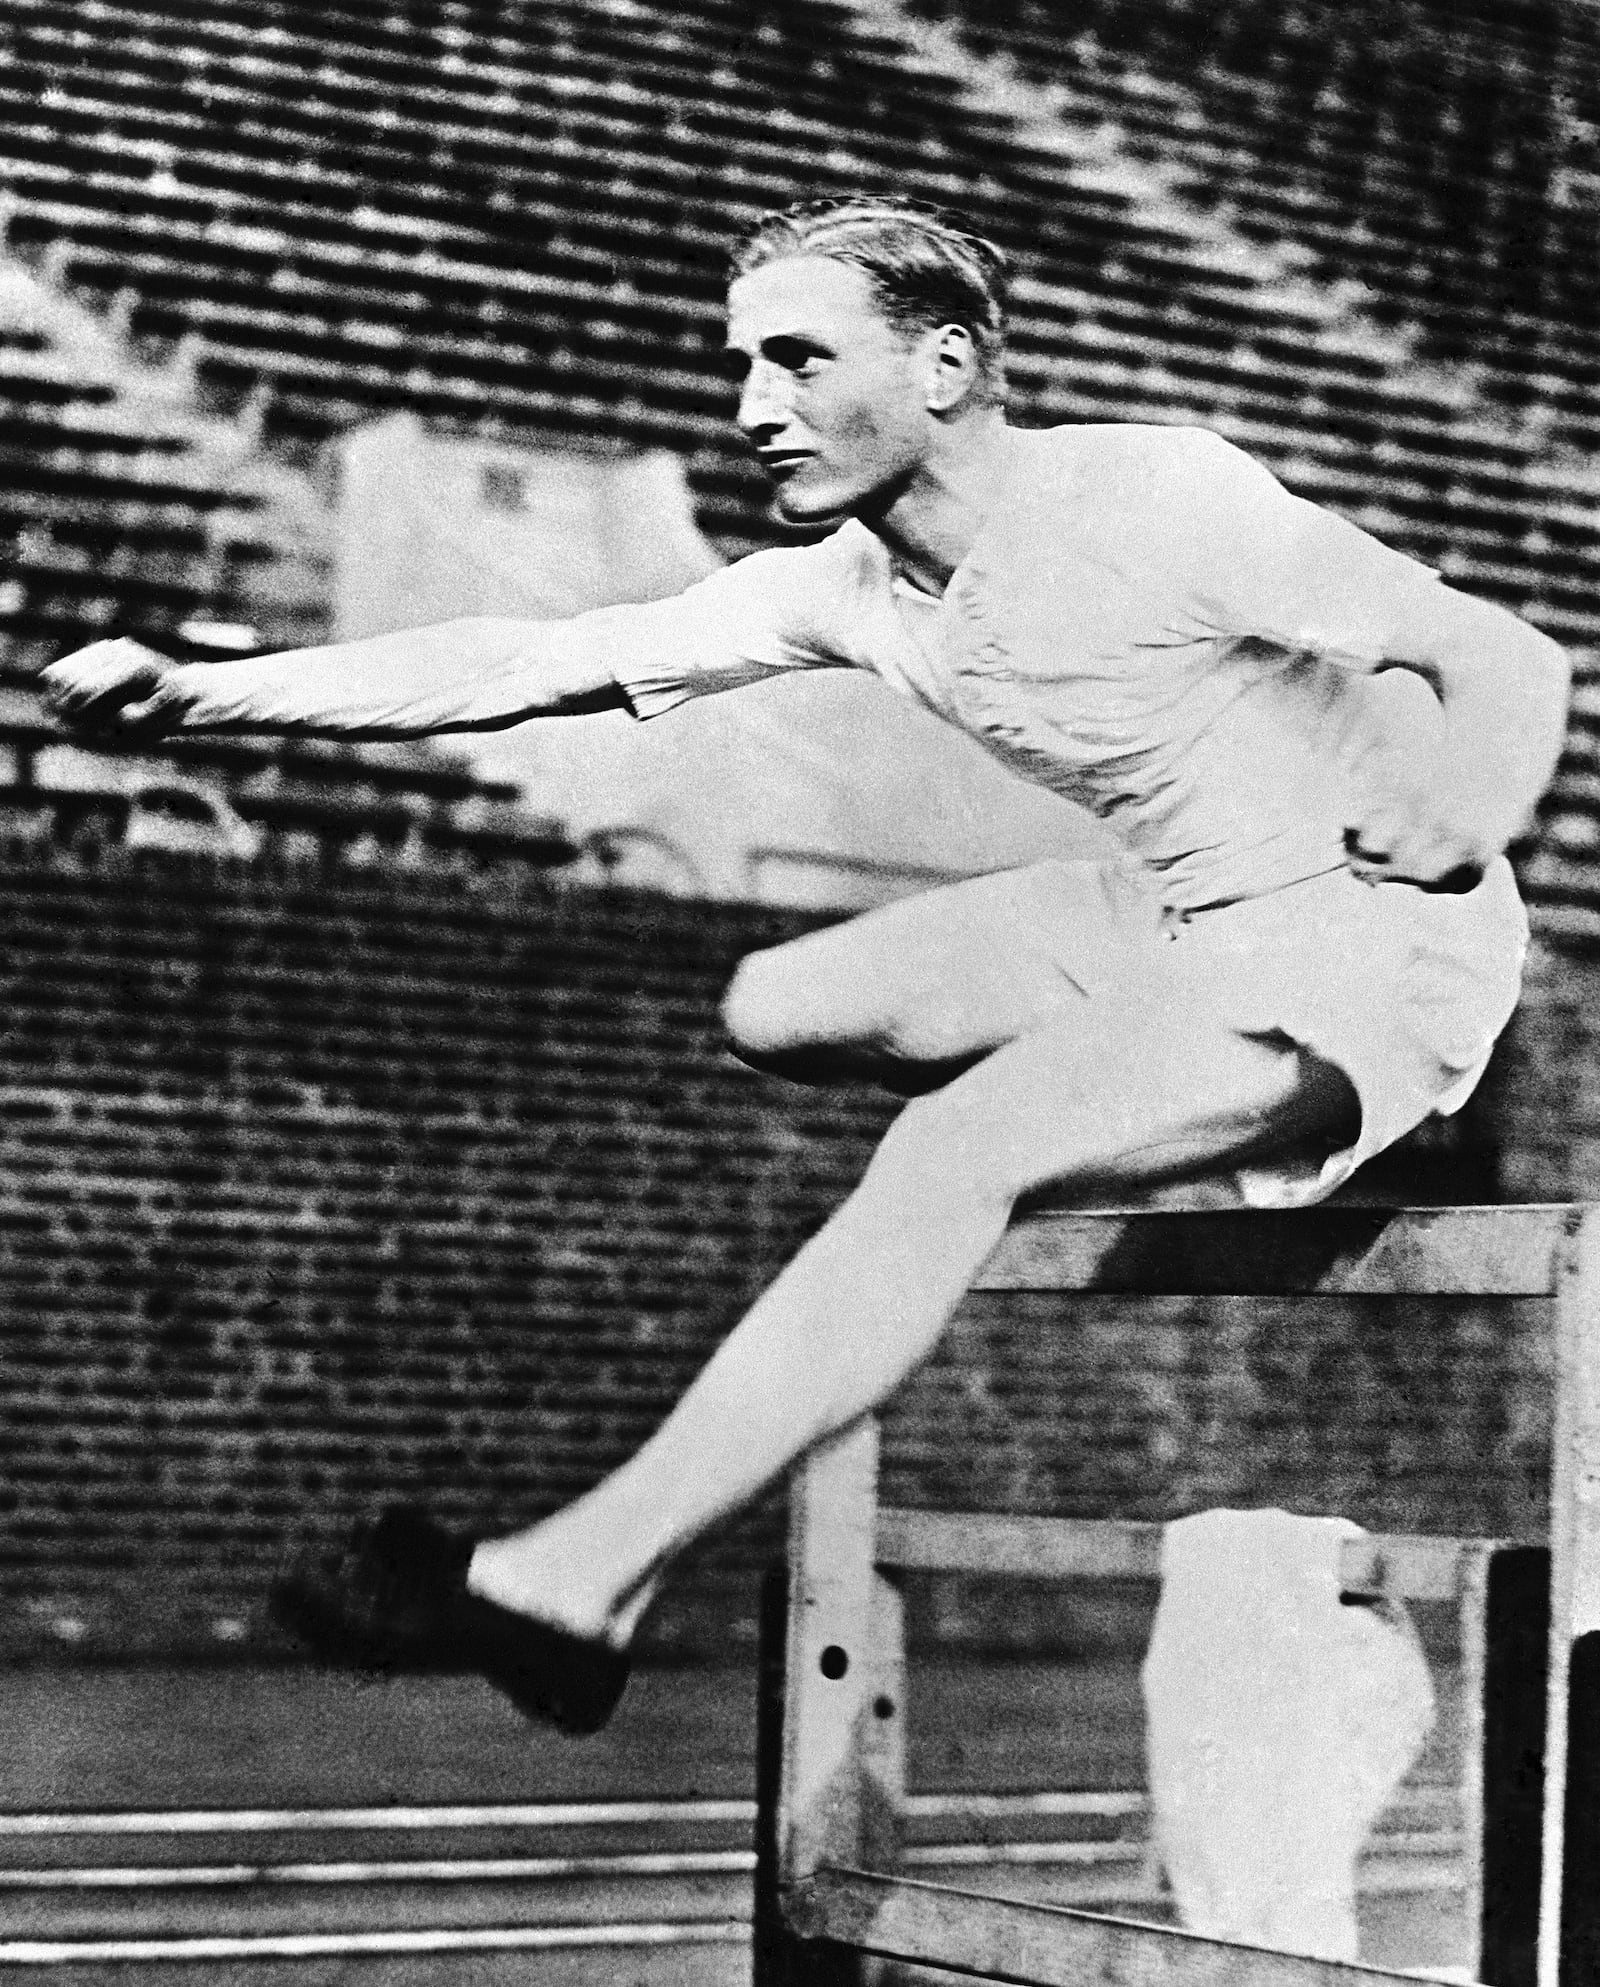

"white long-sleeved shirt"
[184,424,1456,915]
[585,425,1454,912]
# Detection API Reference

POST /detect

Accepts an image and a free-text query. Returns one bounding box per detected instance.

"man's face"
[724,257,934,524]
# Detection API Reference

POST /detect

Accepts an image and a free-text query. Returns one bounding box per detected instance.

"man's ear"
[925,324,982,412]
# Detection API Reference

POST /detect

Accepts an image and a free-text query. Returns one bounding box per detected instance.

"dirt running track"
[0,1655,1472,1984]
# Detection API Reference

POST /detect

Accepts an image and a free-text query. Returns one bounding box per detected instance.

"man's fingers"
[109,693,185,735]
[40,640,170,727]
[1416,863,1485,895]
[1342,821,1396,877]
[1343,819,1483,892]
[52,671,161,722]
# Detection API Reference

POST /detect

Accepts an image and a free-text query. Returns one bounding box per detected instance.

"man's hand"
[1342,806,1486,892]
[40,638,196,735]
[1342,665,1487,892]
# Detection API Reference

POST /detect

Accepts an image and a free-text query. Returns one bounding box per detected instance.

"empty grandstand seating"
[5,0,1598,633]
[0,320,264,666]
[0,253,577,870]
[0,681,579,873]
[905,0,1600,391]
[3,0,1599,909]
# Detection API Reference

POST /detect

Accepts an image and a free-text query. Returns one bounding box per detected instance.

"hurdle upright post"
[1543,1204,1600,1987]
[780,1417,882,1885]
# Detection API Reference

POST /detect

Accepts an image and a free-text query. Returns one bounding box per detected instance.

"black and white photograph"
[0,3,1595,1983]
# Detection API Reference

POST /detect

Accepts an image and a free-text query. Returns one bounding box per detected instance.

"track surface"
[0,1657,1473,1982]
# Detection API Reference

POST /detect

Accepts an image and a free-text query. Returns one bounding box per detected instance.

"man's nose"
[737,363,789,438]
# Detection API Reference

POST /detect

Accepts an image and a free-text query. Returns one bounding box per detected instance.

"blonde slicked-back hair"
[729,196,1010,405]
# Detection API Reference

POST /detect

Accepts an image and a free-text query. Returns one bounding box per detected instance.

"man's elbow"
[1435,594,1571,725]
[1531,627,1573,723]
[1507,621,1573,767]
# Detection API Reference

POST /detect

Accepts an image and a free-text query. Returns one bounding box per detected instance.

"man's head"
[724,197,1009,524]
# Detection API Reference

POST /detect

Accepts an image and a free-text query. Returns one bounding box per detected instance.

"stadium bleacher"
[4,0,1597,619]
[2,0,1598,901]
[902,0,1600,384]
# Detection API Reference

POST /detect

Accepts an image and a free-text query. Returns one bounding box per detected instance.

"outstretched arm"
[42,539,864,743]
[40,619,627,740]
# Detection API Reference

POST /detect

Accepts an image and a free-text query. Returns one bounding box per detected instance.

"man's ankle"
[465,1537,628,1648]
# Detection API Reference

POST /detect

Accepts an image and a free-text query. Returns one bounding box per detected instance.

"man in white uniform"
[44,198,1570,1733]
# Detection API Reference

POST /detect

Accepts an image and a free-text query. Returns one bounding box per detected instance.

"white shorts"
[957,855,1529,1208]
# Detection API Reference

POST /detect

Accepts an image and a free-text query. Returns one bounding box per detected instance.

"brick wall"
[0,854,896,1657]
[0,852,1570,1662]
[1489,936,1600,1204]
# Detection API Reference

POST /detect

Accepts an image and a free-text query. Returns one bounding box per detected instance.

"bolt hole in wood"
[819,1645,848,1680]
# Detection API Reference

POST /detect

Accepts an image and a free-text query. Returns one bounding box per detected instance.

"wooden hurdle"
[753,1204,1600,1987]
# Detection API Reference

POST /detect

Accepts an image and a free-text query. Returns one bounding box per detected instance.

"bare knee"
[720,948,811,1059]
[722,955,992,1096]
[721,937,919,1063]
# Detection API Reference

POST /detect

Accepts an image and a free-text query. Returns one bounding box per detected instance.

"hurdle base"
[788,1865,1463,1987]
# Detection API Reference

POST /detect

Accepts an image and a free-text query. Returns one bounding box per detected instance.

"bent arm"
[1174,430,1572,884]
[1359,579,1571,878]
[42,617,627,740]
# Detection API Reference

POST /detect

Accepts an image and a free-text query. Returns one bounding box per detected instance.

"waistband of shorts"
[1158,862,1351,933]
[1161,855,1525,939]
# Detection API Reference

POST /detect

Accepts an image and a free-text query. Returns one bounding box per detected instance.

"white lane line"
[0,1791,1149,1837]
[0,1850,754,1887]
[0,1800,757,1836]
[0,1921,752,1963]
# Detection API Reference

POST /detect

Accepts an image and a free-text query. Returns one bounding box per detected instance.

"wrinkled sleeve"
[574,539,863,719]
[1160,430,1447,665]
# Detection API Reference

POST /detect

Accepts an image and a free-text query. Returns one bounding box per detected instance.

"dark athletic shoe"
[269,1506,631,1736]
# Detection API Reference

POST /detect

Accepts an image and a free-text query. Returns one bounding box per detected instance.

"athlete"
[42,198,1570,1734]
